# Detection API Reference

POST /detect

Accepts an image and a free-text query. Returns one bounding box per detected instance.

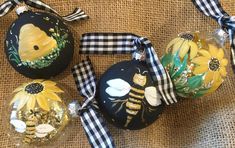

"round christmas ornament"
[99,60,165,130]
[0,0,88,78]
[161,30,228,98]
[5,80,70,146]
[79,33,178,130]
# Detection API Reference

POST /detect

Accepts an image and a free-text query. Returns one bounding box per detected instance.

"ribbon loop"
[192,0,235,72]
[72,57,115,148]
[0,0,88,21]
[80,33,177,105]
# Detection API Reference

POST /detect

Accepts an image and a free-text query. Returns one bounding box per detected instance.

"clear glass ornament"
[4,80,71,147]
[161,29,228,98]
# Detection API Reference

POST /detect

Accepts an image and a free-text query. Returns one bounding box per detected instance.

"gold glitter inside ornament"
[6,80,70,146]
[161,30,228,98]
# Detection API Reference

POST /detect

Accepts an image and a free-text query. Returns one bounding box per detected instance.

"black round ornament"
[4,7,74,78]
[98,60,165,130]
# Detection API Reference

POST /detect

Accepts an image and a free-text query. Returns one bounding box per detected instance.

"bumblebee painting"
[99,60,165,130]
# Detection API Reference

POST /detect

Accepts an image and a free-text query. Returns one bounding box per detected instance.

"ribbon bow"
[192,0,235,72]
[0,0,88,21]
[79,33,177,105]
[71,58,115,148]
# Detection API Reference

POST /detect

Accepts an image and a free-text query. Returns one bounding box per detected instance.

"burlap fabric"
[0,0,235,147]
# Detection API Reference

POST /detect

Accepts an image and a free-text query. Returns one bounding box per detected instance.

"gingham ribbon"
[192,0,235,72]
[80,33,177,105]
[72,58,115,148]
[0,0,88,21]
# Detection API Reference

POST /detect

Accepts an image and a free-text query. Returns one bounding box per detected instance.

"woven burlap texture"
[1,0,235,147]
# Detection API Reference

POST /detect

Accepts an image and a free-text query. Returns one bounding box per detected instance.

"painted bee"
[106,68,162,127]
[10,110,55,144]
[23,114,37,144]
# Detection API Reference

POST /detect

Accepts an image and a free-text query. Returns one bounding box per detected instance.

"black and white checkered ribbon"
[80,33,177,105]
[0,0,88,21]
[192,0,235,72]
[72,58,115,148]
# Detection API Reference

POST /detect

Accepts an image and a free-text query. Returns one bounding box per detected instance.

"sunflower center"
[25,83,44,94]
[180,33,194,40]
[209,58,220,71]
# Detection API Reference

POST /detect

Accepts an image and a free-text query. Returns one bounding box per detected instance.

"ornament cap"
[213,28,228,47]
[16,6,29,16]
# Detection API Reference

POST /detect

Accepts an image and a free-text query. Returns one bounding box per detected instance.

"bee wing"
[106,78,131,97]
[144,87,162,106]
[35,133,48,138]
[35,124,55,138]
[10,119,26,133]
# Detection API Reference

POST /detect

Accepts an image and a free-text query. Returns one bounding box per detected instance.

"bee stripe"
[25,129,35,133]
[129,90,144,96]
[126,107,140,112]
[126,109,139,115]
[25,132,35,136]
[126,102,141,110]
[129,92,144,99]
[129,97,142,104]
[26,124,35,127]
[131,87,145,94]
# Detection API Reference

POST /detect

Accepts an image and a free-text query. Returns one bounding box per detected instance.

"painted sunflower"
[191,44,228,84]
[10,80,64,111]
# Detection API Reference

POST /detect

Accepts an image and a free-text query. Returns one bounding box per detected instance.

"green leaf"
[187,74,203,90]
[161,53,173,67]
[171,54,188,79]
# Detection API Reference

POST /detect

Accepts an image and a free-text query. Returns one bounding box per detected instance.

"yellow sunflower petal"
[43,91,62,102]
[193,66,209,75]
[10,91,26,105]
[188,41,198,59]
[213,71,221,82]
[27,95,36,111]
[198,50,211,59]
[216,48,225,60]
[45,85,64,93]
[179,41,190,58]
[191,56,209,65]
[204,71,214,84]
[13,84,26,93]
[17,94,29,110]
[209,44,218,57]
[36,95,50,111]
[42,80,57,86]
[166,37,181,53]
[221,59,228,66]
[219,67,227,77]
[172,39,184,54]
[207,79,223,94]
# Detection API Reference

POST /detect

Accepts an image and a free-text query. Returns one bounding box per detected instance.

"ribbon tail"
[62,8,89,21]
[24,0,88,21]
[0,0,17,17]
[139,38,177,105]
[79,106,115,148]
[228,29,235,72]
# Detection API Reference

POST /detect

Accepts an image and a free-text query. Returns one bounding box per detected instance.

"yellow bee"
[10,110,55,144]
[106,68,162,127]
[23,114,37,144]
